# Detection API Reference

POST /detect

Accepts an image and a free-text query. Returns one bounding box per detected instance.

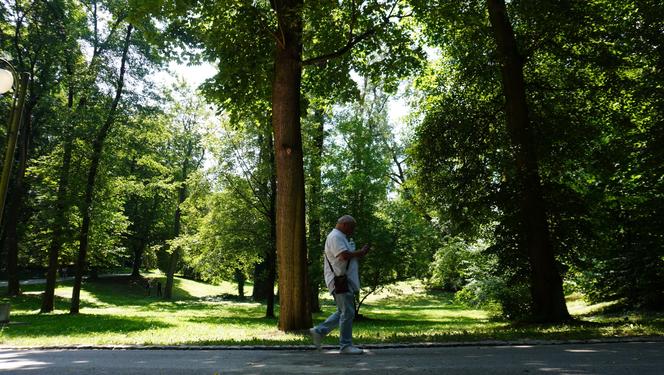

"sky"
[158,61,412,138]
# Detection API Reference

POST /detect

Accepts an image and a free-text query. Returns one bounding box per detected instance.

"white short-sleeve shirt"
[324,228,360,293]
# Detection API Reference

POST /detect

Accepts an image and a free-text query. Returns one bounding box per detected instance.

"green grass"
[0,275,662,347]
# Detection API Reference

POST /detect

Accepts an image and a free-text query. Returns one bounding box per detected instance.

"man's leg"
[336,292,355,350]
[313,301,341,336]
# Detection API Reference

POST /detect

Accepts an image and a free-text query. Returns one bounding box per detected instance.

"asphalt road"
[0,342,662,374]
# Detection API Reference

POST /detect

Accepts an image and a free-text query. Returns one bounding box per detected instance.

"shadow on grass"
[185,315,278,327]
[1,313,172,338]
[0,291,105,311]
[79,276,197,307]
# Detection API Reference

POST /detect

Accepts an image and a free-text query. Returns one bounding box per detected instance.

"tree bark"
[307,108,325,313]
[164,132,194,299]
[41,61,76,313]
[70,24,133,314]
[163,182,185,300]
[487,0,570,322]
[265,132,277,318]
[3,101,32,296]
[130,239,146,278]
[163,248,178,299]
[40,139,72,312]
[272,0,312,331]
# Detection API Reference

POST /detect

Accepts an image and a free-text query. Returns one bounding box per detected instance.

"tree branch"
[302,28,376,66]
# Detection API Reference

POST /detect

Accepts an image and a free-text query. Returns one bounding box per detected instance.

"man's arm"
[338,244,370,261]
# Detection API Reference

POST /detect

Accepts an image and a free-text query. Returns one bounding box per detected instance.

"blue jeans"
[312,291,355,349]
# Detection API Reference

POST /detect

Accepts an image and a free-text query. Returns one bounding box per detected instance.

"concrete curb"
[2,336,662,351]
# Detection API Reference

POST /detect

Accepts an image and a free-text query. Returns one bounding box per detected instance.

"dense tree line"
[0,0,660,328]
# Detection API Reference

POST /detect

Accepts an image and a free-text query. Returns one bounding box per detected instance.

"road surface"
[0,341,661,374]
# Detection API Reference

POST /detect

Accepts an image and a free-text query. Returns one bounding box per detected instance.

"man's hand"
[338,244,371,261]
[360,243,371,257]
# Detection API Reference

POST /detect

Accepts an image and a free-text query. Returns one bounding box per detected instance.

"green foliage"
[427,237,479,292]
[410,0,664,316]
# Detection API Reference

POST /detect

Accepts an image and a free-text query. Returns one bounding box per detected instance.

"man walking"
[310,215,370,354]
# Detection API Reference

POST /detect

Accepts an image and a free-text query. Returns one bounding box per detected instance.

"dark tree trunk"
[487,0,570,322]
[41,139,73,312]
[1,73,29,296]
[163,248,178,300]
[252,260,270,300]
[252,131,274,304]
[164,135,192,299]
[271,0,311,331]
[41,61,76,313]
[265,135,277,318]
[163,184,185,300]
[70,25,133,314]
[235,268,245,298]
[130,240,146,278]
[4,104,32,296]
[307,108,325,313]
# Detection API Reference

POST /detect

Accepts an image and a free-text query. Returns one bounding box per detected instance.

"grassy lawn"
[0,274,662,347]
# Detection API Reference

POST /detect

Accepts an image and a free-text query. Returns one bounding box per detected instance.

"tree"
[70,22,133,314]
[158,0,421,331]
[0,0,83,297]
[160,80,207,300]
[486,0,569,322]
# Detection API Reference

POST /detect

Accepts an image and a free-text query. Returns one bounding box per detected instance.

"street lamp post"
[0,59,29,227]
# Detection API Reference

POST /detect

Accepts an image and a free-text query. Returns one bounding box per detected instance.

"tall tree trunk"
[70,25,133,314]
[130,240,146,278]
[271,0,311,331]
[487,0,570,322]
[164,133,192,299]
[163,183,185,300]
[40,138,73,312]
[265,132,277,318]
[3,103,32,296]
[307,108,325,313]
[252,132,273,302]
[41,61,77,313]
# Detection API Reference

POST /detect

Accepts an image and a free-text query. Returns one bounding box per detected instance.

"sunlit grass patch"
[0,276,662,347]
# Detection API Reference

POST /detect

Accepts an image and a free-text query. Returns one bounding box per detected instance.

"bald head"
[336,215,356,236]
[337,215,356,225]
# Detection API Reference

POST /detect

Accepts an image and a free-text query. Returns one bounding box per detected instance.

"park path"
[0,341,662,374]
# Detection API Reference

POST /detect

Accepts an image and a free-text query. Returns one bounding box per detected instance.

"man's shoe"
[309,328,323,350]
[340,346,364,355]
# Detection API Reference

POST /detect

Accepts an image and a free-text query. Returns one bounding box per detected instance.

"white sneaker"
[309,328,324,350]
[340,346,364,355]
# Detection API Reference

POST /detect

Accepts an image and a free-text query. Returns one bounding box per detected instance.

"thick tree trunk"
[163,248,178,300]
[307,108,325,313]
[70,25,133,314]
[272,0,311,332]
[487,0,570,322]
